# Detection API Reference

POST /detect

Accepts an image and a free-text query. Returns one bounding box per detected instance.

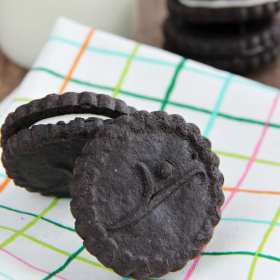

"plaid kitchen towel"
[0,17,280,280]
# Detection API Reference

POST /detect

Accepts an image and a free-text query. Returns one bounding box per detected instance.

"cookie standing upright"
[70,111,224,279]
[1,92,136,197]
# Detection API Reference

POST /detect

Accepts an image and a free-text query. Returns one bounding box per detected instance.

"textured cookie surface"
[71,111,224,279]
[168,0,280,24]
[2,118,107,197]
[1,92,137,197]
[164,16,280,73]
[1,91,137,146]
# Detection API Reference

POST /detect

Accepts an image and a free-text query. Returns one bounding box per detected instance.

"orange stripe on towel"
[223,187,280,196]
[0,178,11,193]
[58,29,95,95]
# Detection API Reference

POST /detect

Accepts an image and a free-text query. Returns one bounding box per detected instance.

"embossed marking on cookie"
[107,163,206,230]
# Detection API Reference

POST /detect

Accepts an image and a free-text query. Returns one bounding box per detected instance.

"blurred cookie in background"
[164,0,280,73]
[167,0,280,24]
[164,16,280,73]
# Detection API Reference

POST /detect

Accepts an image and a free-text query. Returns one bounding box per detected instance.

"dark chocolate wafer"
[1,91,136,146]
[70,111,224,279]
[168,0,280,24]
[1,92,136,197]
[164,16,280,73]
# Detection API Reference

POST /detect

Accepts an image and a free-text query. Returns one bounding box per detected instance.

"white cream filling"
[179,0,279,8]
[33,114,110,126]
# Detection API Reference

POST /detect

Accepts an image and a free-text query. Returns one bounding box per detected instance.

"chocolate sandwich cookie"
[168,0,280,24]
[70,111,224,279]
[1,92,136,197]
[164,16,280,73]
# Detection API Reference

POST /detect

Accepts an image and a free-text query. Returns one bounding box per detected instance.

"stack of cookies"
[164,0,280,73]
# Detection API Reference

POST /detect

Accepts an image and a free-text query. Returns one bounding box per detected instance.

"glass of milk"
[0,0,137,69]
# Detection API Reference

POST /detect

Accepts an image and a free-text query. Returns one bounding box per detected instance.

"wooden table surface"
[0,50,28,102]
[0,0,280,102]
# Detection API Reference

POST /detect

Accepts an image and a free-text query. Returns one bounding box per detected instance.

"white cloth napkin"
[0,17,279,280]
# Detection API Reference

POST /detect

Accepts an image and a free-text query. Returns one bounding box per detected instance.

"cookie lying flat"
[164,16,280,73]
[70,111,224,279]
[168,0,280,24]
[1,92,136,197]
